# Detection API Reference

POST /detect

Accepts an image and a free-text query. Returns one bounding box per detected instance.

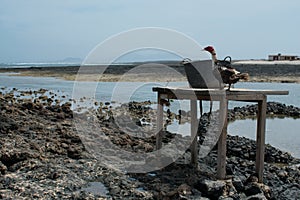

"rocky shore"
[1,60,300,83]
[0,88,299,199]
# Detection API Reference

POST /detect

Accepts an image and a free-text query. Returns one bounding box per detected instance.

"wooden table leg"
[217,97,228,179]
[191,99,198,166]
[256,96,267,183]
[156,93,164,150]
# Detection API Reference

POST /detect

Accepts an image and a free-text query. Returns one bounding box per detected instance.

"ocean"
[0,62,80,69]
[0,73,299,158]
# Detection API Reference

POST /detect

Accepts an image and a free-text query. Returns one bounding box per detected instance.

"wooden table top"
[153,87,289,95]
[152,87,289,101]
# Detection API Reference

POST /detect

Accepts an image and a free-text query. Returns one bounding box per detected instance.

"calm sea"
[0,74,299,158]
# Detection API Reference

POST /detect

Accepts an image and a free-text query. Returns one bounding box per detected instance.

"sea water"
[0,74,299,158]
[228,118,300,158]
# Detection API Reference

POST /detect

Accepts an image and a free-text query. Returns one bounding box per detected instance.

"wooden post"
[256,96,267,183]
[199,100,203,116]
[190,99,198,166]
[156,93,164,150]
[217,97,228,179]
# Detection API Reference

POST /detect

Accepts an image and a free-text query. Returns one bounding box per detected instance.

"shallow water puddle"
[167,117,300,159]
[81,182,110,197]
[228,117,300,158]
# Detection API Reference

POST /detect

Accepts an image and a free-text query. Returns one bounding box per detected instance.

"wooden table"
[152,87,288,182]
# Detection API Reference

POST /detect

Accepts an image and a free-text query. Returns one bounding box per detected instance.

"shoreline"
[0,62,299,83]
[2,72,300,83]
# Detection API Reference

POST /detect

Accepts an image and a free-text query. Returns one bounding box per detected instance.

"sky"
[1,0,300,63]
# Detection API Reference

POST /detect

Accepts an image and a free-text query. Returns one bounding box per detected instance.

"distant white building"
[268,53,299,61]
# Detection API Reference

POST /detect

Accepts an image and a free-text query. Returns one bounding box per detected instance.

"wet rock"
[197,179,226,199]
[0,152,31,168]
[55,112,65,119]
[277,184,300,200]
[21,101,34,110]
[245,193,268,200]
[232,176,244,192]
[0,114,19,134]
[67,145,83,159]
[177,183,192,196]
[244,183,264,197]
[0,89,299,199]
[277,170,288,180]
[38,95,48,101]
[244,182,271,199]
[228,102,300,121]
[0,161,7,175]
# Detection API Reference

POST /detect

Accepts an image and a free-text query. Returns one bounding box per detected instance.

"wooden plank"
[217,97,228,180]
[152,87,223,98]
[227,94,266,101]
[156,92,164,150]
[152,87,289,96]
[227,89,289,95]
[256,96,267,183]
[190,99,198,167]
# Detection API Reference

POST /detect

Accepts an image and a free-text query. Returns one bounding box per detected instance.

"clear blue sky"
[1,0,299,62]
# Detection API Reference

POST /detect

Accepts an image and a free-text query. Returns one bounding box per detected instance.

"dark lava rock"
[232,176,244,192]
[0,152,31,168]
[244,183,264,196]
[67,145,83,159]
[0,88,299,199]
[277,184,300,200]
[0,115,18,132]
[0,161,7,175]
[228,102,300,121]
[197,179,226,199]
[21,101,34,110]
[246,193,268,200]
